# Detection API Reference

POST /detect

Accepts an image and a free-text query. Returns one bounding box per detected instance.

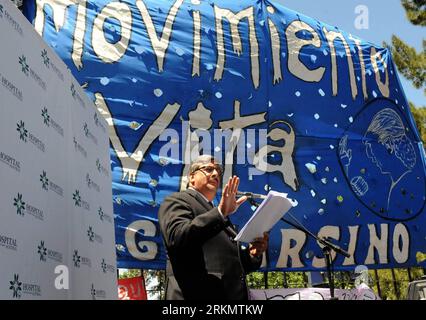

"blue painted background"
[24,0,426,271]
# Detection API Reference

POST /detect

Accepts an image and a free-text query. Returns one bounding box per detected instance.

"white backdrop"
[0,0,117,299]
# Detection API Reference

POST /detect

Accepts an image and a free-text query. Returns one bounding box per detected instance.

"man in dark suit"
[158,155,269,300]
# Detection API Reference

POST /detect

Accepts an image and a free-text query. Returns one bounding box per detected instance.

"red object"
[118,276,147,300]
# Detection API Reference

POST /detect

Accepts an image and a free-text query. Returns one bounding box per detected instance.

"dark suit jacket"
[158,188,261,300]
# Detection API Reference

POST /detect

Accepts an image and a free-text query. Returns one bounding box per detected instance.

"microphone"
[224,225,238,240]
[236,191,267,200]
[319,237,351,258]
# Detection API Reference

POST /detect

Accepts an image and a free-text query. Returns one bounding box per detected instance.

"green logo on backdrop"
[94,113,99,126]
[101,259,107,273]
[18,55,29,76]
[41,107,50,126]
[87,226,95,242]
[72,190,81,207]
[13,193,25,216]
[37,241,47,261]
[86,173,91,188]
[83,123,89,137]
[98,207,104,221]
[41,49,50,67]
[16,120,28,142]
[91,284,96,299]
[40,171,49,190]
[70,83,76,97]
[73,250,81,267]
[9,274,22,299]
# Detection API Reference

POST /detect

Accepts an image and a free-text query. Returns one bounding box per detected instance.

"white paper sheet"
[235,190,294,242]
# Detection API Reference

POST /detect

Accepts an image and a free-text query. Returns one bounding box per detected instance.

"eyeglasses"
[194,165,223,177]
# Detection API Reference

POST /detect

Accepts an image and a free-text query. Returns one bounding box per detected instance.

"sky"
[274,0,425,108]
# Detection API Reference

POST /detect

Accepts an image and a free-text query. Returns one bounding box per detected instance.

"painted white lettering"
[312,226,341,268]
[192,10,201,76]
[136,0,184,72]
[276,229,306,268]
[125,220,157,260]
[286,21,325,82]
[180,102,213,190]
[92,2,132,63]
[72,0,87,69]
[95,92,180,183]
[323,27,358,99]
[393,223,409,264]
[214,6,260,88]
[365,224,388,264]
[350,36,368,100]
[219,100,266,183]
[371,48,390,97]
[252,121,298,191]
[268,19,282,84]
[34,0,76,36]
[342,225,359,266]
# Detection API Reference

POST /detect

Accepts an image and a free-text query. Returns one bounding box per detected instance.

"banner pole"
[391,269,400,299]
[374,269,382,298]
[407,268,412,282]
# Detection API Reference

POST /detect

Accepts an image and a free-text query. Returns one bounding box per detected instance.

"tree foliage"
[402,0,426,26]
[385,1,426,144]
[386,0,425,95]
[409,102,426,143]
[124,267,425,300]
[390,36,426,93]
[118,269,166,300]
[143,269,166,300]
[370,267,424,300]
[247,268,425,300]
[118,269,141,279]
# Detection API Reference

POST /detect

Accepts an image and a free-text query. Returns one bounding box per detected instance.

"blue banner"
[24,0,426,271]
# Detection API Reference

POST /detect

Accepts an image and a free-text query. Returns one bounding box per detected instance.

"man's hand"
[218,176,247,217]
[249,232,269,257]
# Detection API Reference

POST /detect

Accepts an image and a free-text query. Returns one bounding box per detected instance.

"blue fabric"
[23,0,426,271]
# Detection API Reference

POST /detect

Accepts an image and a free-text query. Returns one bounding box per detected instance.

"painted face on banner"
[339,98,425,221]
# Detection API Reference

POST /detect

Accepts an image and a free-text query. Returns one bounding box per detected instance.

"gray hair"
[187,155,223,187]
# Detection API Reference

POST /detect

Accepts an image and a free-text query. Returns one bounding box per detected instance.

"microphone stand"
[247,197,350,300]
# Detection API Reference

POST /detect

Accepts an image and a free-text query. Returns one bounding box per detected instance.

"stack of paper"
[235,191,294,242]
